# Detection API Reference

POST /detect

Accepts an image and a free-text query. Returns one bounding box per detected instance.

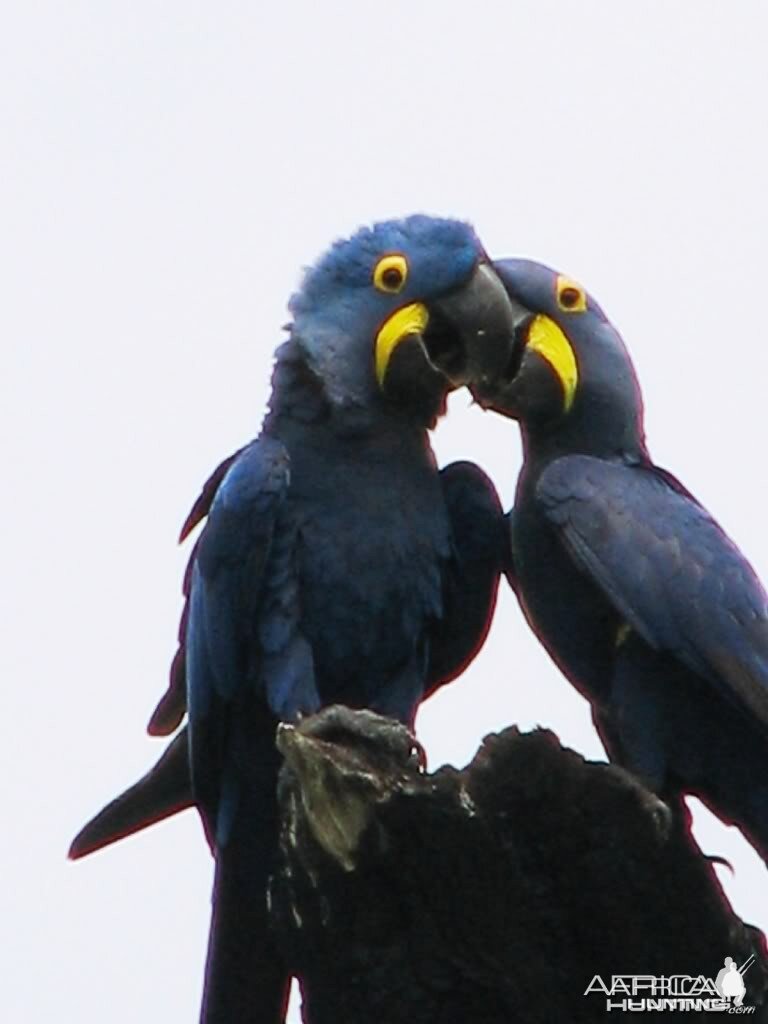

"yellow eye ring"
[373,254,408,294]
[556,275,587,313]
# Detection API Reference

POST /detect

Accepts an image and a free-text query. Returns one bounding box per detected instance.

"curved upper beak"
[374,262,529,391]
[421,262,530,387]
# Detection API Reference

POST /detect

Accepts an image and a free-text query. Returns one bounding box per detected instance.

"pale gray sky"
[4,2,768,1020]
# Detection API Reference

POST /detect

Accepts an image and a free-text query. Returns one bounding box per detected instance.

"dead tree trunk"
[269,706,767,1023]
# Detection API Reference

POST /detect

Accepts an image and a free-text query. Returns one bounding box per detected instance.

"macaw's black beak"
[468,306,579,422]
[421,262,530,388]
[374,261,530,424]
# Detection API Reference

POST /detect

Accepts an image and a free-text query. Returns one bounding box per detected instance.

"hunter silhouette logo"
[584,953,756,1013]
[715,955,755,1007]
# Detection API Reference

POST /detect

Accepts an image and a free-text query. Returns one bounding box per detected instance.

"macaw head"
[462,259,646,457]
[287,215,517,427]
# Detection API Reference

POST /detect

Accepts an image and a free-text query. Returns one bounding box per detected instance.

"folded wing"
[537,454,768,732]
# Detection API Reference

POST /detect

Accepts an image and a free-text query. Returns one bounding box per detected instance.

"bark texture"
[270,707,768,1023]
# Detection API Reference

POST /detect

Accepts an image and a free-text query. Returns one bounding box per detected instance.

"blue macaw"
[70,216,513,1022]
[456,257,768,863]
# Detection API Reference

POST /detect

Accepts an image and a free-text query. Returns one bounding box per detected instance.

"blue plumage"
[537,455,768,731]
[470,257,768,863]
[293,216,480,312]
[67,216,510,1024]
[69,216,511,1024]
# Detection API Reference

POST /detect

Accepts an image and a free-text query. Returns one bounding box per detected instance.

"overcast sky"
[4,2,768,1020]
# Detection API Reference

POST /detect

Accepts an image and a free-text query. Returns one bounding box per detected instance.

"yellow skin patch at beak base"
[375,302,429,389]
[527,314,579,413]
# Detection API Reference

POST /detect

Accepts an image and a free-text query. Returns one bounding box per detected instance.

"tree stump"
[270,706,768,1023]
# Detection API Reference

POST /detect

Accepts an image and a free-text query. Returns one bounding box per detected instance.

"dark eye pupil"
[382,267,403,289]
[560,287,581,308]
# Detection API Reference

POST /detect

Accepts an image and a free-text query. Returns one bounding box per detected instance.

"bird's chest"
[513,486,619,702]
[286,438,450,690]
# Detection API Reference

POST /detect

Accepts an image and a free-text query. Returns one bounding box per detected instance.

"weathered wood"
[270,706,768,1023]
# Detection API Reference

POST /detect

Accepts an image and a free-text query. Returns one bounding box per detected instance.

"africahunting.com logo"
[585,954,756,1013]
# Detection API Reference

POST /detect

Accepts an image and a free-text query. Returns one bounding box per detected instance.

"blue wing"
[147,448,245,737]
[185,437,318,845]
[425,461,506,696]
[537,455,768,731]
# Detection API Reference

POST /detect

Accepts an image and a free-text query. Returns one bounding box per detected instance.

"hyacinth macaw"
[70,216,513,1022]
[453,257,768,864]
